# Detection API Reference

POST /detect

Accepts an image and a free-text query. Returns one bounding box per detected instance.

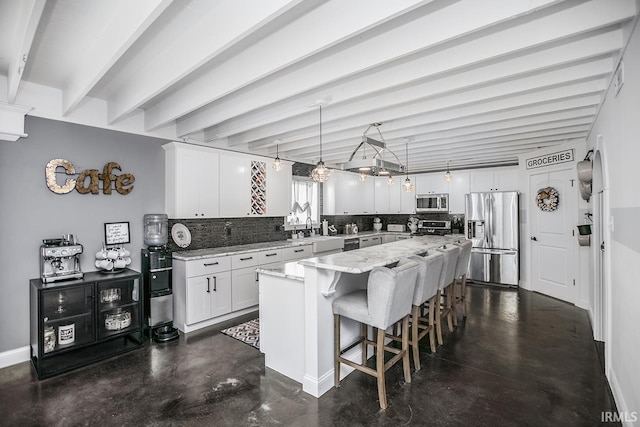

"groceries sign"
[45,158,135,195]
[525,149,574,170]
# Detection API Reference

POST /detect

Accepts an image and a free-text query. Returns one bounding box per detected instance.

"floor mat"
[221,318,260,350]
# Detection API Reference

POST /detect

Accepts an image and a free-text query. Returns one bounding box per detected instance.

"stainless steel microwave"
[416,193,449,212]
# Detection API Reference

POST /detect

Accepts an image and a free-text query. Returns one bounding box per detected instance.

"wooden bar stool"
[452,240,473,320]
[333,259,419,410]
[406,251,444,369]
[434,245,460,345]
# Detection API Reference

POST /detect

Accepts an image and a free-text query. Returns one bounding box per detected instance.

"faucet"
[306,216,312,237]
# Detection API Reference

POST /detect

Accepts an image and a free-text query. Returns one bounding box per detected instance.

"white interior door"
[529,169,576,303]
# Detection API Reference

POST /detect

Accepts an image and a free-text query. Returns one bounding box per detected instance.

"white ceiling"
[0,0,638,173]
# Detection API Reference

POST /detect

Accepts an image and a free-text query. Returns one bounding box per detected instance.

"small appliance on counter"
[415,220,452,236]
[345,223,358,234]
[40,235,83,283]
[141,214,179,343]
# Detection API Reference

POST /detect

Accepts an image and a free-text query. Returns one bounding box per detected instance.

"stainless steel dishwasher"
[343,237,360,251]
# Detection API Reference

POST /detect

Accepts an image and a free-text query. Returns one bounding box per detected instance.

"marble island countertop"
[257,235,464,280]
[298,235,461,274]
[172,240,312,261]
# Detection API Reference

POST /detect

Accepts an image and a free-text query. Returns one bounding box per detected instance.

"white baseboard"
[608,366,637,426]
[0,346,30,370]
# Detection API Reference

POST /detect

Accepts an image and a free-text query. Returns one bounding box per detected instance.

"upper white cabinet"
[415,173,449,194]
[164,142,292,219]
[324,170,374,215]
[374,177,391,214]
[164,143,220,218]
[266,163,292,217]
[470,167,518,192]
[219,154,251,217]
[448,171,470,214]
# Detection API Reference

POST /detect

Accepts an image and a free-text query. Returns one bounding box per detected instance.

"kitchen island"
[257,235,459,398]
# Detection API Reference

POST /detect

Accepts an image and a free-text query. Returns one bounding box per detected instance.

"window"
[286,177,319,229]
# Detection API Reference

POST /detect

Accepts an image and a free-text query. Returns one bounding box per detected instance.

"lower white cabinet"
[359,235,381,248]
[174,244,310,333]
[231,266,260,311]
[186,272,232,324]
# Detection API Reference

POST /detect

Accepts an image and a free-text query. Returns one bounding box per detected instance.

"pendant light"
[272,143,283,171]
[311,105,330,182]
[444,161,451,182]
[402,141,414,192]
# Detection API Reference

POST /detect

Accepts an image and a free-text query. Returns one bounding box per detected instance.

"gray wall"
[0,117,167,353]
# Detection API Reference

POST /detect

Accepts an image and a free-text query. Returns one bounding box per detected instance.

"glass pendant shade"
[272,156,283,171]
[402,140,413,192]
[311,161,330,182]
[272,144,283,171]
[359,172,367,182]
[387,174,394,184]
[444,161,451,181]
[312,105,330,183]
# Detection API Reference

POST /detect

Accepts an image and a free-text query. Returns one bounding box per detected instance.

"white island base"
[258,235,456,398]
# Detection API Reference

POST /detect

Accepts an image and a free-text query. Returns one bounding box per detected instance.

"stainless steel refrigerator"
[465,191,519,286]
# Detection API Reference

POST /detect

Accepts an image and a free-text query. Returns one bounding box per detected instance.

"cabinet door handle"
[294,249,304,253]
[255,272,259,282]
[204,261,219,266]
[265,253,277,257]
[213,276,217,292]
[206,277,211,293]
[240,256,253,261]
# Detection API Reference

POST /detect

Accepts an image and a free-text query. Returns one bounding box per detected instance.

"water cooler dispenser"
[141,214,179,342]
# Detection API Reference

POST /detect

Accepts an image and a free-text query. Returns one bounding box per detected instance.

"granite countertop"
[298,235,463,274]
[256,261,307,282]
[172,240,313,261]
[340,230,413,238]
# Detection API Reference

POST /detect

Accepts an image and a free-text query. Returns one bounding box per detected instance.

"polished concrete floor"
[0,285,618,426]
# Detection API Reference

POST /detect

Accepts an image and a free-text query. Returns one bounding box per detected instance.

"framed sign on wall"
[104,222,130,246]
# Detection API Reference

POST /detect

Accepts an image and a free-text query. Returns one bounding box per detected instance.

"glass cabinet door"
[97,278,140,340]
[41,284,95,354]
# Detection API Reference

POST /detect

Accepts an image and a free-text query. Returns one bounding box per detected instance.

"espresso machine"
[141,214,179,342]
[40,235,84,283]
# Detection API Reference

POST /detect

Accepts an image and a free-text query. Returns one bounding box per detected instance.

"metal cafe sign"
[525,149,574,170]
[45,159,135,195]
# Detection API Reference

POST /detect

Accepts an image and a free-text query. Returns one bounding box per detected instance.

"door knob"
[531,236,537,241]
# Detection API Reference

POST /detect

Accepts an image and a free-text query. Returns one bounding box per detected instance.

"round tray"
[98,268,126,274]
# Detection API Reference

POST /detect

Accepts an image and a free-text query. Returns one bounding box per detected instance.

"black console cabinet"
[30,269,143,379]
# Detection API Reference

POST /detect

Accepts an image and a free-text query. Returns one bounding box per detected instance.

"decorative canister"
[58,323,75,345]
[43,326,56,353]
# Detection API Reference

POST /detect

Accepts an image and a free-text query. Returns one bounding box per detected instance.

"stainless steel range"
[40,236,83,283]
[415,220,451,236]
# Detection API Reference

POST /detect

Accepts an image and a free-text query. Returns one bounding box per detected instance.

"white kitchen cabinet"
[164,143,220,218]
[324,170,374,215]
[186,272,232,324]
[374,176,391,214]
[355,177,375,214]
[448,171,470,213]
[359,235,381,248]
[401,176,417,214]
[231,266,260,311]
[282,245,312,261]
[470,167,518,192]
[415,172,449,194]
[219,154,251,217]
[381,234,396,244]
[266,162,292,217]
